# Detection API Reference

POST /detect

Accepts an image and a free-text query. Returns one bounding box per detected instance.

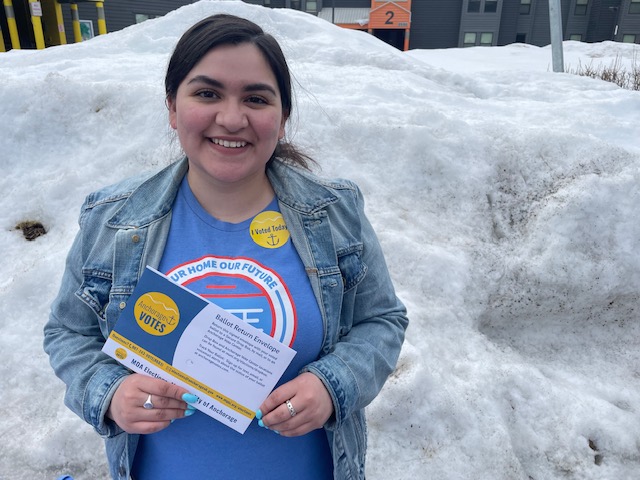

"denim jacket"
[44,158,408,480]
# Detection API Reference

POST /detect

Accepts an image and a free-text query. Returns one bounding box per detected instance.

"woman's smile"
[209,137,248,149]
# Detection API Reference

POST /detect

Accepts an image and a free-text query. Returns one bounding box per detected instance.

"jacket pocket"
[76,270,113,322]
[336,245,367,338]
[337,244,367,292]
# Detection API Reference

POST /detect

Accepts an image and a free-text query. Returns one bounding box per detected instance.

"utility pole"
[548,0,564,72]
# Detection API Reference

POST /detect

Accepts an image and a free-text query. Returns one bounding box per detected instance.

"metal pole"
[548,0,564,72]
[53,0,67,45]
[95,1,106,35]
[70,2,82,42]
[3,0,21,49]
[28,0,46,49]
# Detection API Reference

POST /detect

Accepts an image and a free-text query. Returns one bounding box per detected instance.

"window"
[516,33,526,43]
[480,32,493,45]
[264,0,271,6]
[291,0,301,10]
[569,34,582,41]
[135,13,158,23]
[468,0,481,13]
[630,0,640,14]
[575,0,588,15]
[622,34,637,43]
[463,32,477,47]
[306,0,317,13]
[520,0,531,15]
[485,0,498,13]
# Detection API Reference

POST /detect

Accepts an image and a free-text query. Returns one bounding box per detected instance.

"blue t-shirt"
[131,177,332,480]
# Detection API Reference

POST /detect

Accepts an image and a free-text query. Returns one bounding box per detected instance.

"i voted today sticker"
[249,211,290,249]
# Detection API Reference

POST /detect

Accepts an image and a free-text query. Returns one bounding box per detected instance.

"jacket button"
[131,234,140,243]
[119,302,126,309]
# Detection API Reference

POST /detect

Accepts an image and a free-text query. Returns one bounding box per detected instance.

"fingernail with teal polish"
[258,419,269,429]
[185,408,196,417]
[273,430,280,435]
[182,393,199,404]
[186,405,197,413]
[255,409,263,420]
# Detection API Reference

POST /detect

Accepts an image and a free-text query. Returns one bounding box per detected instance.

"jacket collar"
[267,160,339,215]
[107,157,338,228]
[107,159,188,229]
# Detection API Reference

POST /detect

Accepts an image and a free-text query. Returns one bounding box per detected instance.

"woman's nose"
[215,101,248,131]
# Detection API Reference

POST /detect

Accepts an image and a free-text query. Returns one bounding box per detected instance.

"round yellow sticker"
[250,211,290,249]
[115,348,128,360]
[134,292,180,336]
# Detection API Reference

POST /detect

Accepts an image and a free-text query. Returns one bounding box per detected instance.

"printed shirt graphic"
[131,177,332,480]
[166,255,297,348]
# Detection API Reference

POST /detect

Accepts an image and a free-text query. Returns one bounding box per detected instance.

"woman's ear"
[167,96,177,130]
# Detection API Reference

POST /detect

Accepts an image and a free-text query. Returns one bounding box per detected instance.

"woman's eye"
[246,95,268,105]
[196,90,218,99]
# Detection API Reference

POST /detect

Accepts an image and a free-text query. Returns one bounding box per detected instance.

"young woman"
[44,13,408,480]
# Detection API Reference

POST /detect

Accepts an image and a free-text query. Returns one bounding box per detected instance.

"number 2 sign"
[370,1,411,30]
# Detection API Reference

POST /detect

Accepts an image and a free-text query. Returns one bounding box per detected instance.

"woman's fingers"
[258,372,333,437]
[107,374,199,434]
[140,379,196,410]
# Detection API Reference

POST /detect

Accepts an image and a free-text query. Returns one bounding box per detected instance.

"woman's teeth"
[212,138,247,148]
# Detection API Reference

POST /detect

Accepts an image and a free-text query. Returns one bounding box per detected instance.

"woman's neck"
[186,169,275,224]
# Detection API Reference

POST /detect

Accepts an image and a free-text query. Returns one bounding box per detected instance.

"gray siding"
[617,0,640,42]
[243,0,287,6]
[59,0,196,39]
[529,0,552,46]
[565,0,592,40]
[459,0,503,46]
[497,0,521,44]
[409,0,463,49]
[325,0,369,6]
[587,0,624,41]
[511,0,541,44]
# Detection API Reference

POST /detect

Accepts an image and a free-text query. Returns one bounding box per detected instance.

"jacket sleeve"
[302,185,409,429]
[43,204,130,438]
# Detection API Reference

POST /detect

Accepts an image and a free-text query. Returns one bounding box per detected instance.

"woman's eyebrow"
[187,75,224,89]
[186,75,277,96]
[244,83,277,96]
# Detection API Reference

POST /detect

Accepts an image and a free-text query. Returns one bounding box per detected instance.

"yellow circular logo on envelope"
[134,292,180,336]
[250,211,290,249]
[115,348,127,360]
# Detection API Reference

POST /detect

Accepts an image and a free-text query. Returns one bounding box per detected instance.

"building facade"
[2,0,639,51]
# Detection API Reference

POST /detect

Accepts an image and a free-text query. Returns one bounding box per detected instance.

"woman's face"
[168,42,286,190]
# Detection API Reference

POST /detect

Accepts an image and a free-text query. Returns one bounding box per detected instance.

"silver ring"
[143,394,154,409]
[285,399,296,417]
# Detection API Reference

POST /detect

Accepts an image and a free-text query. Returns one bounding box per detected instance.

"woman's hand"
[107,373,199,434]
[257,372,333,437]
